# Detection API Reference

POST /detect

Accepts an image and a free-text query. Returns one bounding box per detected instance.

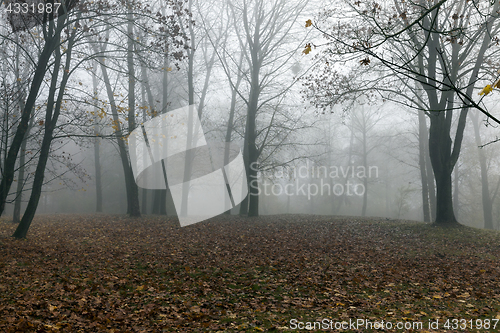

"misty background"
[1,0,499,231]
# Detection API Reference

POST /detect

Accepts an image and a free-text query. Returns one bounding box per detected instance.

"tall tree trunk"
[418,111,431,222]
[0,16,64,217]
[180,0,197,217]
[223,78,239,215]
[453,162,459,219]
[424,130,436,221]
[12,40,32,223]
[13,116,33,223]
[470,111,494,229]
[246,61,261,217]
[94,44,140,217]
[246,99,259,216]
[126,11,141,217]
[428,110,460,225]
[224,52,248,215]
[156,54,170,216]
[12,145,26,223]
[92,62,103,213]
[140,79,148,214]
[239,141,250,216]
[13,23,75,238]
[419,0,496,226]
[138,41,158,215]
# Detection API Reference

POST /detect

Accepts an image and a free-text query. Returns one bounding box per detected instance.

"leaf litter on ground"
[0,214,500,332]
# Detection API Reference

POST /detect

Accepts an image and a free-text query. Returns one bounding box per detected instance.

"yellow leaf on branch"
[479,84,493,95]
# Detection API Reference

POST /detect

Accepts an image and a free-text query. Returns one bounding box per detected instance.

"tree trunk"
[428,111,459,225]
[0,17,64,217]
[13,116,33,223]
[95,44,140,217]
[425,133,437,221]
[13,24,74,238]
[418,111,431,222]
[12,44,34,223]
[140,79,148,214]
[94,134,102,213]
[125,11,141,217]
[156,56,170,216]
[246,61,260,217]
[222,52,244,216]
[13,121,55,238]
[453,163,459,219]
[92,62,103,213]
[239,140,250,216]
[12,146,26,223]
[246,104,259,217]
[223,84,238,215]
[470,112,494,229]
[420,0,495,226]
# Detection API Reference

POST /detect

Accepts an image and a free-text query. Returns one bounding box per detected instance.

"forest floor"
[1,214,500,332]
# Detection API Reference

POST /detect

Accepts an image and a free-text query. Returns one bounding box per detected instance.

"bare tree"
[220,0,309,216]
[305,0,500,225]
[469,110,500,229]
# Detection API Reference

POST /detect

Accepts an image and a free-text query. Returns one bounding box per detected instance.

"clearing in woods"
[0,214,499,332]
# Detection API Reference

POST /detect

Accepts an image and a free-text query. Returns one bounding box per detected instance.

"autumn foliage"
[1,215,500,332]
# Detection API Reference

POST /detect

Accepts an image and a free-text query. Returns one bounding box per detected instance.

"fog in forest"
[1,0,500,231]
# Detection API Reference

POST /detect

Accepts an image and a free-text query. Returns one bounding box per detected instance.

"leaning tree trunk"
[0,17,64,217]
[13,116,34,223]
[13,25,74,238]
[95,45,140,217]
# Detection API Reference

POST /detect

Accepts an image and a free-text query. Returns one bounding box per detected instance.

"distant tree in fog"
[305,0,500,225]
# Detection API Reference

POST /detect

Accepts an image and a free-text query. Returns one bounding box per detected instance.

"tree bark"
[246,67,260,217]
[428,110,459,225]
[92,62,103,213]
[13,21,74,238]
[12,41,33,223]
[13,116,33,223]
[418,110,430,222]
[470,111,494,229]
[95,43,140,217]
[0,16,64,217]
[125,11,141,217]
[424,128,436,221]
[223,74,241,215]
